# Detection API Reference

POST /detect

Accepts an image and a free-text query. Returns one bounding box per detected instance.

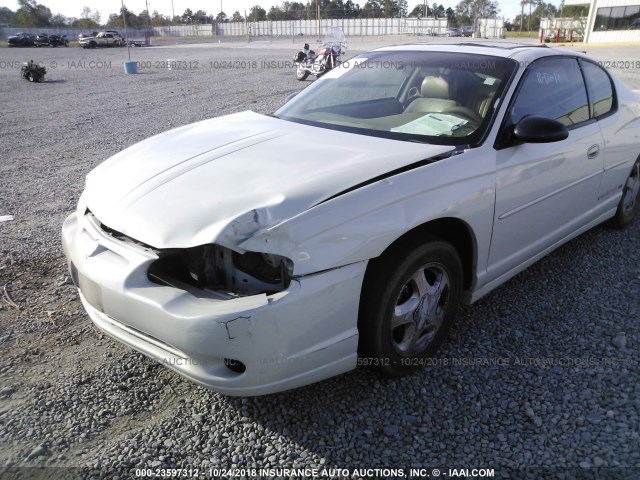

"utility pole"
[519,0,524,32]
[121,0,130,61]
[171,0,175,23]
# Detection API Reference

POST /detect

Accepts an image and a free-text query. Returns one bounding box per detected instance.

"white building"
[564,0,640,42]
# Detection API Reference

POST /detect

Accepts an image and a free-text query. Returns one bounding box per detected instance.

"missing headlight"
[148,244,293,297]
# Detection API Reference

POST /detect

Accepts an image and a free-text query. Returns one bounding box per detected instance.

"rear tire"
[358,236,463,377]
[610,157,640,229]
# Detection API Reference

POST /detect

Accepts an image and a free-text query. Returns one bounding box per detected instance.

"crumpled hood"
[84,111,453,249]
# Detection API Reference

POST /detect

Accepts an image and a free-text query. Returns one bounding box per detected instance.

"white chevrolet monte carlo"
[62,43,640,396]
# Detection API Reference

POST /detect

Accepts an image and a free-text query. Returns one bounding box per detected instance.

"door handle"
[587,144,600,159]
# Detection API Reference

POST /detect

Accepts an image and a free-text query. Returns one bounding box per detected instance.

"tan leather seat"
[405,76,457,114]
[475,92,495,118]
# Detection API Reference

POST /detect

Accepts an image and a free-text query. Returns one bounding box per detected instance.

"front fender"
[240,148,497,280]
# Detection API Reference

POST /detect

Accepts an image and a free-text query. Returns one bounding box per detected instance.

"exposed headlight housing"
[148,244,293,298]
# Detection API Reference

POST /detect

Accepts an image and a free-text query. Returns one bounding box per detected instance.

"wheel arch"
[363,217,477,293]
[356,217,473,370]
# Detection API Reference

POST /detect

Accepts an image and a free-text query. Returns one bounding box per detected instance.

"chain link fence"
[2,17,506,44]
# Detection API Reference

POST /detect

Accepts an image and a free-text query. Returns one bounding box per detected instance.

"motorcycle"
[21,60,47,82]
[293,27,346,81]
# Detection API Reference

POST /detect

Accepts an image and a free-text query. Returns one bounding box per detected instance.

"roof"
[420,41,548,50]
[375,41,587,64]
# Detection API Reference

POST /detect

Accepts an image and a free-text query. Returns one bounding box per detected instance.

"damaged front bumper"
[61,212,365,396]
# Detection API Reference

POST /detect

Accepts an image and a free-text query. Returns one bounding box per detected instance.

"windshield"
[326,27,346,44]
[276,50,517,146]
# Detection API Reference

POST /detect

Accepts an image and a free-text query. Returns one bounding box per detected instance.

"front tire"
[610,157,640,229]
[358,237,463,376]
[296,66,309,81]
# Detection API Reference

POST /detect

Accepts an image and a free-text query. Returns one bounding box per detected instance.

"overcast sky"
[1,0,525,22]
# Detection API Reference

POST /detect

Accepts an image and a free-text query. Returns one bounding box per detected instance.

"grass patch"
[505,31,538,38]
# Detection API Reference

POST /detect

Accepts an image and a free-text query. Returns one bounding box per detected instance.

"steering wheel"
[403,86,422,108]
[441,106,483,125]
[407,86,421,99]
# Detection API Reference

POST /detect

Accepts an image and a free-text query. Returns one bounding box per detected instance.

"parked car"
[445,26,461,37]
[7,32,35,47]
[62,43,640,396]
[414,27,433,36]
[78,32,99,40]
[461,25,474,37]
[33,33,51,47]
[79,31,125,48]
[48,34,69,47]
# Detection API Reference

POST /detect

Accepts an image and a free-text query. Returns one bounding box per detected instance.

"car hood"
[84,111,454,250]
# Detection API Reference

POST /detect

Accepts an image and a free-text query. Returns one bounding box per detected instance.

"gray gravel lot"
[0,39,639,479]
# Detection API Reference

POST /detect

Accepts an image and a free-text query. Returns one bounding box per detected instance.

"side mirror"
[513,115,569,143]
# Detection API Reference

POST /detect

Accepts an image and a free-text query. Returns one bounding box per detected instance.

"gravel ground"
[0,40,639,480]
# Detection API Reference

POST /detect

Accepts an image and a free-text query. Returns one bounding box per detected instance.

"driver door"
[488,57,604,278]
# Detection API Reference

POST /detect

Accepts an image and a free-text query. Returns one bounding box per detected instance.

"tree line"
[1,0,588,31]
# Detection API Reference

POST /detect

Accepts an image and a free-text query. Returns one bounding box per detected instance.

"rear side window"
[581,61,614,118]
[510,57,589,128]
